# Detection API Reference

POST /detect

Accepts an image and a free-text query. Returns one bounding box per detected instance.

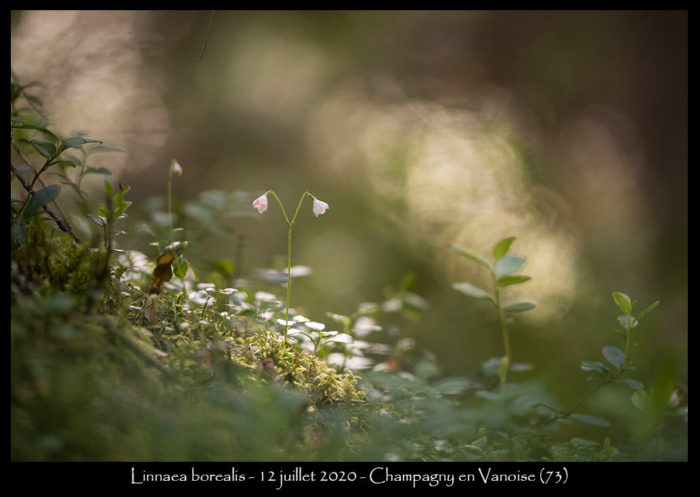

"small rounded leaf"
[503,301,536,313]
[452,282,493,302]
[602,346,625,369]
[494,255,527,279]
[612,291,633,316]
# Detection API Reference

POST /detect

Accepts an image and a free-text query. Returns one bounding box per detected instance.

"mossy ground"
[11,218,368,461]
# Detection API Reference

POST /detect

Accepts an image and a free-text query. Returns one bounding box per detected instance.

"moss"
[11,216,369,461]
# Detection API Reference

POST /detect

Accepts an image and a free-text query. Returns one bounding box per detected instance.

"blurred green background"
[11,10,687,440]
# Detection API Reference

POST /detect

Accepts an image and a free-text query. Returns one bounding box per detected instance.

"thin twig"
[11,162,81,243]
[198,10,216,63]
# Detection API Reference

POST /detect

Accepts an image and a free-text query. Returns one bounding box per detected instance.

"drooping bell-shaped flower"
[252,194,268,214]
[312,198,329,217]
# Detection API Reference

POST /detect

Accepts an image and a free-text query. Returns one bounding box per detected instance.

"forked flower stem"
[265,190,314,345]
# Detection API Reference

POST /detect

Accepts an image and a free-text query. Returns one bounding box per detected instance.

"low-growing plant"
[10,78,687,462]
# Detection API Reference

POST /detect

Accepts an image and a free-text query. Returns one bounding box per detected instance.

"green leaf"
[114,185,132,217]
[173,255,189,280]
[570,413,611,427]
[84,167,112,176]
[449,244,492,271]
[86,213,106,227]
[616,378,644,390]
[617,315,638,329]
[452,282,493,302]
[612,291,633,316]
[492,236,516,260]
[570,437,600,449]
[63,136,102,149]
[24,185,60,217]
[11,123,58,142]
[85,143,127,155]
[496,275,531,287]
[602,346,625,369]
[31,140,57,159]
[637,300,660,321]
[52,160,78,169]
[581,361,609,376]
[493,255,527,279]
[104,181,115,197]
[503,301,536,313]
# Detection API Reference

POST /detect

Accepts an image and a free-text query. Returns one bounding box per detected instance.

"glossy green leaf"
[492,236,516,260]
[612,291,633,316]
[452,282,493,302]
[570,413,611,427]
[449,244,491,270]
[493,255,527,279]
[496,275,531,287]
[503,301,536,313]
[602,346,625,369]
[24,185,60,217]
[31,140,56,159]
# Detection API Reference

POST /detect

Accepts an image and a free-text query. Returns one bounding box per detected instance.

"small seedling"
[450,236,535,386]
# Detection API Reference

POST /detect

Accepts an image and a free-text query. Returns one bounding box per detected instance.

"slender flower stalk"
[168,159,183,234]
[253,189,329,344]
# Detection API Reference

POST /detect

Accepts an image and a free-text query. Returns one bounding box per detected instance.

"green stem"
[266,190,291,225]
[168,171,173,234]
[550,319,633,422]
[494,286,511,386]
[285,224,292,344]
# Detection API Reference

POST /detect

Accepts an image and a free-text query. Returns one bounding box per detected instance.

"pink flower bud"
[170,159,183,177]
[312,198,329,217]
[252,194,268,214]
